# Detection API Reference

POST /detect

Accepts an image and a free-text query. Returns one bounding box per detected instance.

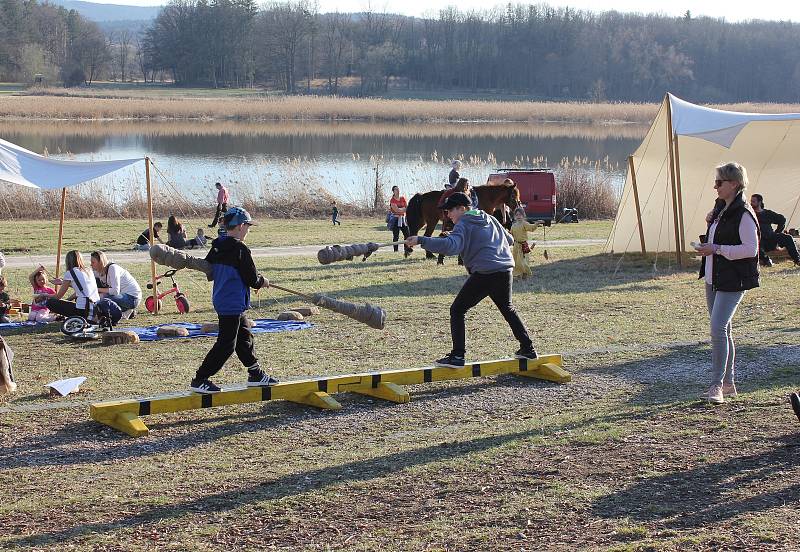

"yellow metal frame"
[90,355,570,437]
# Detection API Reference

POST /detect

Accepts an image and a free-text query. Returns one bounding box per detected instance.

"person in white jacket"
[90,250,142,314]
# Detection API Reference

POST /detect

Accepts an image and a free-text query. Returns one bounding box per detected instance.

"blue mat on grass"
[123,319,312,341]
[0,321,47,329]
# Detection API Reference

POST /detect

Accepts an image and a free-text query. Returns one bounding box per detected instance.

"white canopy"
[607,94,800,254]
[0,138,141,189]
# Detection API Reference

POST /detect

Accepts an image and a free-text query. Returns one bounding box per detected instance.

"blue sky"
[90,0,800,23]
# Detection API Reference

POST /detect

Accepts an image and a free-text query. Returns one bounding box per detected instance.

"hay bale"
[292,306,320,317]
[157,325,190,337]
[200,322,219,334]
[101,330,140,345]
[277,311,304,321]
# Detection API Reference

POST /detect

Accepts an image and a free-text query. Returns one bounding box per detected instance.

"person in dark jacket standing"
[405,192,537,368]
[749,194,800,266]
[190,207,278,393]
[695,162,760,404]
[447,160,462,189]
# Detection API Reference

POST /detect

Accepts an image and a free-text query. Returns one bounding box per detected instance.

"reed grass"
[7,90,800,124]
[0,118,649,141]
[554,157,620,219]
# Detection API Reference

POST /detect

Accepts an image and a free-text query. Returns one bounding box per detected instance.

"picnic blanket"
[0,321,46,330]
[123,319,312,341]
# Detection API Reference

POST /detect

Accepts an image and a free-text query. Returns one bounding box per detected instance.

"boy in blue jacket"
[405,192,537,368]
[190,207,277,393]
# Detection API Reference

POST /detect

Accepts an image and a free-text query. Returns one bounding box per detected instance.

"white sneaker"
[705,385,724,404]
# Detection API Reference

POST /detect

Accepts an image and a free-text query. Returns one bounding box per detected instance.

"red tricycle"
[145,269,191,314]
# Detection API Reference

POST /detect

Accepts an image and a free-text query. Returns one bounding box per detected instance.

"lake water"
[0,120,644,204]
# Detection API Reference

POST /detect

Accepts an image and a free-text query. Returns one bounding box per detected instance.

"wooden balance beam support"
[90,355,569,437]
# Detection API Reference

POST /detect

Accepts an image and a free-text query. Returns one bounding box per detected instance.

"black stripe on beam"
[519,358,528,371]
[201,394,213,408]
[318,380,328,393]
[372,374,381,388]
[472,363,481,377]
[424,369,432,383]
[139,401,151,416]
[261,386,272,401]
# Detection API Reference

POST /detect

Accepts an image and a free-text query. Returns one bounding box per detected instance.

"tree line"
[3,0,800,102]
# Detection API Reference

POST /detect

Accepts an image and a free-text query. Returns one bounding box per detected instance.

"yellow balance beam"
[90,355,569,437]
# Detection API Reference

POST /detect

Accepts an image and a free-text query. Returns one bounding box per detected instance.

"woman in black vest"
[695,162,760,404]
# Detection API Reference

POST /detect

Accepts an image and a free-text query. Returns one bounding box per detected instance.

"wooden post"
[628,156,646,254]
[673,132,687,254]
[145,157,159,314]
[665,95,682,267]
[54,188,67,288]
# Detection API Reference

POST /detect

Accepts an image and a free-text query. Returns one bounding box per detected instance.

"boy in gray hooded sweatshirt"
[405,192,537,367]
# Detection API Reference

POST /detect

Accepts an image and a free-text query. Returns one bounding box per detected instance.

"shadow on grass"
[0,374,561,471]
[2,423,556,548]
[591,432,800,529]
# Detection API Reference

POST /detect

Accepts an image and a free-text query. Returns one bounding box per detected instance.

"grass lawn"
[1,219,798,550]
[0,217,613,255]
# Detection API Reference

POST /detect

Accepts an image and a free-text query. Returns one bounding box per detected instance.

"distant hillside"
[48,0,161,22]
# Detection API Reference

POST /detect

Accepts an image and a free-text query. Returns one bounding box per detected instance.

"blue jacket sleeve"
[418,224,466,256]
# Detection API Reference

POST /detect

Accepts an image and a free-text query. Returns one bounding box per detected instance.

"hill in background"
[48,0,160,22]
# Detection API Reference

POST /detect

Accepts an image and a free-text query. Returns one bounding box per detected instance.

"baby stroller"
[60,298,123,339]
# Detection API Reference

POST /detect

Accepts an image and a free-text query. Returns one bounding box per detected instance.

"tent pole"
[145,157,159,314]
[673,132,687,255]
[665,95,682,267]
[628,155,646,253]
[54,188,67,288]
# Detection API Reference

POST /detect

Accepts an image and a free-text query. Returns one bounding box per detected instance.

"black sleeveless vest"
[699,193,760,292]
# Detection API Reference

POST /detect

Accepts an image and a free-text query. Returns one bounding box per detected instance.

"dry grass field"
[1,218,799,550]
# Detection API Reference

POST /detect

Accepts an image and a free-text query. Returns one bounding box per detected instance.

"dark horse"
[406,182,521,262]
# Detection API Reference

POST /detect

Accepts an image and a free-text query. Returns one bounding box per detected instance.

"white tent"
[606,93,800,263]
[0,138,161,311]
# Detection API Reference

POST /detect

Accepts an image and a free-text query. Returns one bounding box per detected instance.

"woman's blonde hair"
[64,250,86,271]
[29,266,49,288]
[716,162,748,193]
[91,250,109,276]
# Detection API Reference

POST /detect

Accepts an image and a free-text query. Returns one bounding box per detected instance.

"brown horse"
[406,182,521,262]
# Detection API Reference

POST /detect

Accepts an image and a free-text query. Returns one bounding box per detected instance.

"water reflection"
[0,120,643,199]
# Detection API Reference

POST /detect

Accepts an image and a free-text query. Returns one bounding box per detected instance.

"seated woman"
[90,251,142,316]
[167,215,206,250]
[134,222,164,251]
[43,250,100,318]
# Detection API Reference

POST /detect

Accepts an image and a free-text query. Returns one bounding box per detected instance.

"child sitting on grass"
[28,267,57,323]
[0,276,20,323]
[190,207,278,393]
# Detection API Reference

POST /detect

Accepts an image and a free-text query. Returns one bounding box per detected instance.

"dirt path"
[1,239,605,269]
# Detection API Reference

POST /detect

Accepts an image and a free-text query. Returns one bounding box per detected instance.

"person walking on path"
[190,207,278,393]
[749,194,800,266]
[388,186,412,255]
[695,162,760,405]
[331,201,341,226]
[405,192,537,368]
[209,182,229,228]
[510,207,540,279]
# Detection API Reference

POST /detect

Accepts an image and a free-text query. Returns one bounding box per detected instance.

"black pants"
[196,314,258,380]
[210,203,228,227]
[761,233,800,262]
[449,270,532,357]
[46,298,87,318]
[391,223,411,252]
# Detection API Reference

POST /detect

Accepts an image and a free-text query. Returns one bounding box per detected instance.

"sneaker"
[515,346,538,360]
[190,378,221,393]
[705,384,724,404]
[722,383,737,397]
[434,353,465,369]
[760,257,773,267]
[790,392,800,422]
[247,368,279,386]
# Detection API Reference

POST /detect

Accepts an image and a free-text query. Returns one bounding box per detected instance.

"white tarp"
[0,138,141,189]
[607,94,800,254]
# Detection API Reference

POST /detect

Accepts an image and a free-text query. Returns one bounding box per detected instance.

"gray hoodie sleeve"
[418,223,466,256]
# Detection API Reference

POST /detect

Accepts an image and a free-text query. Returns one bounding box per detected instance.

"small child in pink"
[29,266,57,323]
